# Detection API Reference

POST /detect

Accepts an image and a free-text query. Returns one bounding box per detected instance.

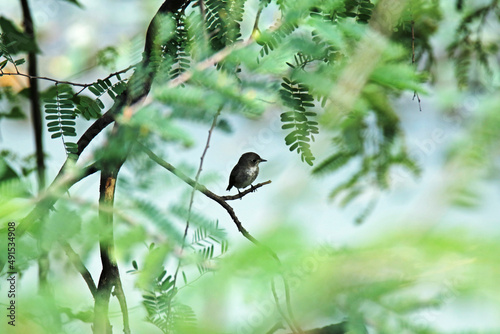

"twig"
[272,278,298,334]
[167,109,221,325]
[113,277,131,334]
[75,66,134,95]
[94,121,134,334]
[139,142,267,240]
[139,143,304,333]
[266,322,285,334]
[167,37,254,89]
[411,19,422,112]
[0,66,133,95]
[220,180,272,201]
[253,6,264,33]
[0,71,85,87]
[18,162,100,236]
[61,241,97,298]
[283,274,302,333]
[198,0,206,20]
[16,0,192,236]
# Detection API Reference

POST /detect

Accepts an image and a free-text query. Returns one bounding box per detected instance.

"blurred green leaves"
[171,227,500,333]
[0,17,40,55]
[1,0,500,333]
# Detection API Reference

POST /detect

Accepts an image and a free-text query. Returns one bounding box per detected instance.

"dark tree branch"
[411,19,422,112]
[94,166,119,334]
[113,276,130,334]
[18,162,100,236]
[87,1,194,323]
[61,241,97,298]
[20,0,44,191]
[198,0,206,20]
[286,322,348,334]
[267,321,348,334]
[220,180,272,201]
[19,0,50,295]
[138,142,271,242]
[93,117,136,334]
[17,0,192,236]
[140,143,303,333]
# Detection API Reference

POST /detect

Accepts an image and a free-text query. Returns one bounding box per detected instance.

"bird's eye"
[252,159,257,162]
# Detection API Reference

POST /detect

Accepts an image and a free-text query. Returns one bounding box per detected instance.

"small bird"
[226,152,267,193]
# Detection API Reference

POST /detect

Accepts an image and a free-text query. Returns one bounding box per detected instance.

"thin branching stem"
[0,66,133,95]
[411,19,422,112]
[167,109,221,327]
[272,278,298,334]
[61,241,97,298]
[140,143,303,333]
[198,0,206,21]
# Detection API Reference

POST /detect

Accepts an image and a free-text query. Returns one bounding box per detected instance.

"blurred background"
[1,0,499,333]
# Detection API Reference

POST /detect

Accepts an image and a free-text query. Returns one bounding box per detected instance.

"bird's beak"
[260,158,267,162]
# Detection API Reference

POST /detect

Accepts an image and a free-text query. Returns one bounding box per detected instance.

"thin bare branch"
[168,109,221,324]
[272,278,298,334]
[0,66,133,91]
[221,181,272,201]
[198,0,206,20]
[114,277,131,334]
[61,241,97,298]
[140,143,303,333]
[410,19,422,112]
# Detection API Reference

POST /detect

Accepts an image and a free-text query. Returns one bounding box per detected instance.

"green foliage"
[133,256,199,333]
[340,0,375,23]
[44,85,78,159]
[312,93,421,222]
[0,86,26,120]
[444,95,500,208]
[258,20,298,58]
[0,35,26,71]
[447,0,499,87]
[154,67,266,122]
[128,105,195,147]
[131,197,184,243]
[203,0,246,51]
[163,10,192,79]
[280,76,318,166]
[96,46,119,70]
[3,0,500,333]
[76,76,127,120]
[141,269,177,332]
[189,220,228,274]
[0,17,39,55]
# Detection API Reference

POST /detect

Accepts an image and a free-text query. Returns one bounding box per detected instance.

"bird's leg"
[250,184,256,192]
[237,188,242,200]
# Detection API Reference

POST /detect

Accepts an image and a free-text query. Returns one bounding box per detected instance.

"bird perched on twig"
[226,152,267,193]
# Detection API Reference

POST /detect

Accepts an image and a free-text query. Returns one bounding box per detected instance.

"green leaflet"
[43,85,78,159]
[279,77,318,166]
